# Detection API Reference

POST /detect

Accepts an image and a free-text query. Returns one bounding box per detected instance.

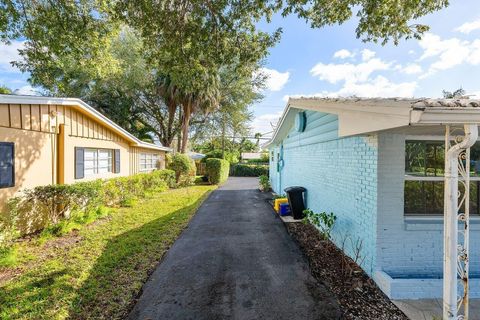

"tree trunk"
[177,107,183,153]
[221,121,226,158]
[181,102,191,153]
[166,99,178,148]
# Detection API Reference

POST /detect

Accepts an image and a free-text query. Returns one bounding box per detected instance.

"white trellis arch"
[443,124,478,320]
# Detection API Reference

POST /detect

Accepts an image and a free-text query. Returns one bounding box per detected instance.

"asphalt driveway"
[128,177,340,320]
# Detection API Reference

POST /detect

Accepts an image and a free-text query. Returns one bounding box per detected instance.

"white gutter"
[410,107,480,125]
[0,94,172,152]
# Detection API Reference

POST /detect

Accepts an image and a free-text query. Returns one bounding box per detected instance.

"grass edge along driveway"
[0,185,216,320]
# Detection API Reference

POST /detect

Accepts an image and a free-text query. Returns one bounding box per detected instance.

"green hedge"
[206,158,230,184]
[1,169,176,238]
[230,164,269,177]
[168,153,196,186]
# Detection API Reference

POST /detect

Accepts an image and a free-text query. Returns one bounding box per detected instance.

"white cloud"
[333,49,355,59]
[471,91,480,99]
[455,18,480,34]
[251,111,283,135]
[361,49,376,61]
[331,76,416,98]
[401,63,423,75]
[310,56,391,84]
[13,85,39,96]
[260,67,290,91]
[418,33,480,77]
[304,48,417,98]
[0,40,24,73]
[285,76,416,99]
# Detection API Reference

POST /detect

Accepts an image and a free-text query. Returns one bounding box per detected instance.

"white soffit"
[266,97,480,147]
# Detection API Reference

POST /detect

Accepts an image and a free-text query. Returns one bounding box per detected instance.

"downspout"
[279,144,284,193]
[443,124,478,320]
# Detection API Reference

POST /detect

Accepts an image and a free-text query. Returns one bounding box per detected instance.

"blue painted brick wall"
[269,110,480,298]
[377,132,480,278]
[271,110,379,274]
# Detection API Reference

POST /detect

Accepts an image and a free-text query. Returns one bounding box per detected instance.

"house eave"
[264,97,480,147]
[0,94,172,152]
[410,107,480,125]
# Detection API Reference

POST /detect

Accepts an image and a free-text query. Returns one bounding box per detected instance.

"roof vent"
[295,111,307,132]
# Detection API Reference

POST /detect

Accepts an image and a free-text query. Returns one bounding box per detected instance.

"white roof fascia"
[410,107,480,125]
[0,95,172,152]
[264,97,480,147]
[263,105,300,148]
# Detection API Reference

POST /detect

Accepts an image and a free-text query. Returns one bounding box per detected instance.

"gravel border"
[286,222,409,320]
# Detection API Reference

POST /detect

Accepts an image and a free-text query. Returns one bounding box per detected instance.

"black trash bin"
[284,186,306,220]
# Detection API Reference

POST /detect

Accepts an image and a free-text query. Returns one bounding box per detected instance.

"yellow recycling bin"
[274,198,288,212]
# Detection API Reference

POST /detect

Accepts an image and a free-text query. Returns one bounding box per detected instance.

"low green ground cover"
[0,185,216,320]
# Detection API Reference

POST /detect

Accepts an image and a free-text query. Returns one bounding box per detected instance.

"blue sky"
[1,2,479,137]
[251,0,480,135]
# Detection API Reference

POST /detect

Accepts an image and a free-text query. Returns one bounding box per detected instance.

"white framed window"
[140,153,159,172]
[404,139,480,216]
[84,148,113,176]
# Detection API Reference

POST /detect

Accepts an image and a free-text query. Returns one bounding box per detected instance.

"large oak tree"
[0,0,449,151]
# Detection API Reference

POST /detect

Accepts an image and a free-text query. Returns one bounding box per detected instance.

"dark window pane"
[405,141,444,177]
[405,180,479,215]
[0,142,14,188]
[470,143,480,177]
[405,141,426,176]
[429,181,444,213]
[405,181,425,214]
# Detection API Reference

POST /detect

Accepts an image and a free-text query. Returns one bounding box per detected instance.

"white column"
[443,124,478,320]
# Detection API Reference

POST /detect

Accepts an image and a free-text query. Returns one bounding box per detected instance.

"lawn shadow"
[66,198,206,319]
[0,197,207,320]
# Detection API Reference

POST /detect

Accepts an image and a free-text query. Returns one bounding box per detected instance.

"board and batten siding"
[270,110,379,274]
[0,103,163,211]
[129,147,166,175]
[0,104,123,142]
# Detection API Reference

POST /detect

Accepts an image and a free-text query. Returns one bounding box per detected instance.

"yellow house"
[0,95,171,210]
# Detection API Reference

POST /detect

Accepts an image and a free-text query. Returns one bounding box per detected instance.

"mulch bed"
[286,222,408,320]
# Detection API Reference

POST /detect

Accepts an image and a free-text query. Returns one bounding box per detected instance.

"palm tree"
[254,132,262,147]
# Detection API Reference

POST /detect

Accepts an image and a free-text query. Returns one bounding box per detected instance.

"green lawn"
[0,185,216,320]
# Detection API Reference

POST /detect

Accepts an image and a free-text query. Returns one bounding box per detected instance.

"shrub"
[259,175,271,192]
[230,164,269,177]
[245,153,269,164]
[151,169,176,188]
[178,158,196,187]
[206,158,230,184]
[1,169,176,239]
[168,153,193,183]
[202,150,239,164]
[303,209,337,240]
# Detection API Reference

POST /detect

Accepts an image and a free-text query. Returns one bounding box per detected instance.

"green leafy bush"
[206,158,230,184]
[258,175,271,192]
[150,169,176,188]
[230,164,269,177]
[168,153,194,184]
[202,150,239,164]
[303,209,337,240]
[245,153,269,164]
[178,158,197,187]
[1,169,176,241]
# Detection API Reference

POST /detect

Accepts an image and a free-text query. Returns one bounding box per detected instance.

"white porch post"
[443,124,478,320]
